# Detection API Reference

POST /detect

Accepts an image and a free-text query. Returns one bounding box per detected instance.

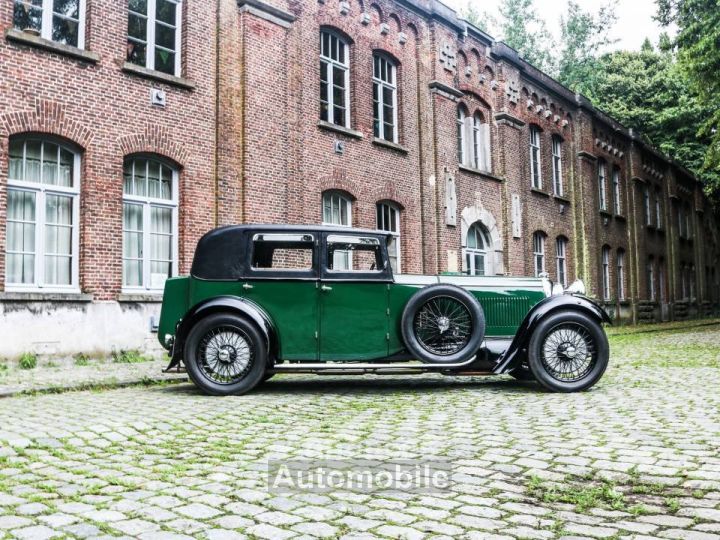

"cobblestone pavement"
[0,358,185,397]
[0,324,719,540]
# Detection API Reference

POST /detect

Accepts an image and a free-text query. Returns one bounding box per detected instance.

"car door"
[241,231,319,361]
[319,233,391,361]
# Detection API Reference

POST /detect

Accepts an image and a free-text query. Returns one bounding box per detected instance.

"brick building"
[1,0,718,357]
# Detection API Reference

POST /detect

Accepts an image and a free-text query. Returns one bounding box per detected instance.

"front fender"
[493,294,611,374]
[166,295,277,370]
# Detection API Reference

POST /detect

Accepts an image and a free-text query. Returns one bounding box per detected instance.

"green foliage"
[111,349,151,364]
[18,352,37,370]
[570,40,720,207]
[73,353,90,366]
[528,475,625,512]
[656,0,720,205]
[557,1,618,91]
[497,0,555,73]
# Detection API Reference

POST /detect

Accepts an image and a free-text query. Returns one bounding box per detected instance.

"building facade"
[0,0,718,358]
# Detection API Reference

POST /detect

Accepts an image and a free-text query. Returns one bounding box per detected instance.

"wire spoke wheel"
[197,325,254,385]
[413,295,473,356]
[540,322,597,382]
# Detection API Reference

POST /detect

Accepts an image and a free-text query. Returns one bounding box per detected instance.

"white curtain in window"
[6,190,37,284]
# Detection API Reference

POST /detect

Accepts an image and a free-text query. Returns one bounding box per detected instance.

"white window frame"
[373,54,398,143]
[122,157,179,292]
[320,30,350,128]
[617,249,625,301]
[127,0,183,76]
[655,188,662,229]
[5,138,81,293]
[530,126,542,189]
[533,232,545,276]
[612,168,622,215]
[601,246,611,300]
[322,191,352,227]
[376,202,401,274]
[555,237,567,287]
[644,185,652,226]
[464,222,494,276]
[14,0,87,49]
[598,161,608,211]
[551,136,563,196]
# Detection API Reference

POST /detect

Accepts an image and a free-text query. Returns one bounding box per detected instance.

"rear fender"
[166,296,277,370]
[493,294,611,374]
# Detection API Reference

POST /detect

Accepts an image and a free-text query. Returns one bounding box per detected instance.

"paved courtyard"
[0,322,719,540]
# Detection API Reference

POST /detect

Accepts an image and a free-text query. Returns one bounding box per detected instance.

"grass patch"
[528,475,625,512]
[18,352,38,370]
[111,349,151,364]
[74,353,91,366]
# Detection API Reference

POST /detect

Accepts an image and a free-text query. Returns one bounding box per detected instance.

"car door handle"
[242,283,254,290]
[320,285,333,292]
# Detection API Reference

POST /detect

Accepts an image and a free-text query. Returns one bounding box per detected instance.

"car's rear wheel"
[184,313,267,396]
[527,311,609,392]
[401,285,485,364]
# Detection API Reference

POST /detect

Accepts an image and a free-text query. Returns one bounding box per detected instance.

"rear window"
[251,233,315,271]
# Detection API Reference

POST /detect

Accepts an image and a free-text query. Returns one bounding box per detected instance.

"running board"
[269,355,477,375]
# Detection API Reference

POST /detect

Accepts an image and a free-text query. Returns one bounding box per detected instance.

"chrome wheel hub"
[198,327,253,384]
[541,324,596,382]
[437,316,450,334]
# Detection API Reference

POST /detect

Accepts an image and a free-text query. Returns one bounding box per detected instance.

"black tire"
[401,285,485,364]
[184,313,267,396]
[527,311,609,393]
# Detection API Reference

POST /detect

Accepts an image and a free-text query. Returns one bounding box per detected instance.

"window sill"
[599,210,613,218]
[553,195,571,204]
[372,138,408,154]
[615,214,626,221]
[5,28,99,63]
[317,120,363,139]
[458,165,503,182]
[0,291,93,302]
[118,293,163,303]
[122,62,196,90]
[530,187,550,198]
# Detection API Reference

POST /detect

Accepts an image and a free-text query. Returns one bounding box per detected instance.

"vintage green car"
[158,224,610,395]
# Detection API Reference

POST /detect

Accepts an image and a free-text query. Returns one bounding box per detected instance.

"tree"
[657,0,720,203]
[557,1,618,91]
[497,0,555,73]
[573,40,720,202]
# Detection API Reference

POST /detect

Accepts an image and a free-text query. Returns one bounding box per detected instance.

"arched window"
[643,185,652,225]
[376,201,401,273]
[320,30,350,127]
[601,246,611,300]
[617,248,626,301]
[598,160,608,211]
[457,107,491,172]
[457,105,467,165]
[122,156,178,290]
[530,126,542,189]
[612,168,622,215]
[551,136,563,196]
[6,137,80,290]
[464,222,493,276]
[322,191,352,227]
[555,236,568,287]
[532,231,546,276]
[373,54,398,143]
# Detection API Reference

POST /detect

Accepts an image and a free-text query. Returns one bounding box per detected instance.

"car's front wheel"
[527,311,609,392]
[184,313,267,396]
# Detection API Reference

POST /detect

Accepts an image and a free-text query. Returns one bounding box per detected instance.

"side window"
[251,234,315,272]
[326,235,383,273]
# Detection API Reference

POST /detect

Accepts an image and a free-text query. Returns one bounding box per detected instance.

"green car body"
[158,224,611,395]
